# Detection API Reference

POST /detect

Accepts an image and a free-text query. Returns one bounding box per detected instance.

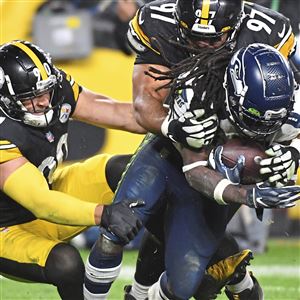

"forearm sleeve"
[3,162,97,225]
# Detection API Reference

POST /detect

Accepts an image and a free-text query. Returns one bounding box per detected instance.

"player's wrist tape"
[213,179,231,205]
[182,161,208,172]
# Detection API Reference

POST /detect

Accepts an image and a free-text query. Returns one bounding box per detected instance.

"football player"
[124,42,300,300]
[0,40,147,300]
[83,5,300,300]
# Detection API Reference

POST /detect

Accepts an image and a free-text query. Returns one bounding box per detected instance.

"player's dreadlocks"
[145,36,233,116]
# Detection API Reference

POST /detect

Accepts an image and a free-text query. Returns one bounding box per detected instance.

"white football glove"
[259,142,300,187]
[161,109,218,150]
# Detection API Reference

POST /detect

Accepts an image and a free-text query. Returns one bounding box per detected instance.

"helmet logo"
[0,67,5,89]
[192,9,217,33]
[248,107,260,117]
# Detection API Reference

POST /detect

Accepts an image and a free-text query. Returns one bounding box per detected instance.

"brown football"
[221,137,268,184]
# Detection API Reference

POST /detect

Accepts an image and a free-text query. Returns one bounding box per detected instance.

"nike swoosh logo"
[139,11,144,25]
[278,24,286,38]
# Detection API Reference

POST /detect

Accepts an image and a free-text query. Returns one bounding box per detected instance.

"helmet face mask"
[0,40,62,127]
[224,43,295,138]
[175,0,243,46]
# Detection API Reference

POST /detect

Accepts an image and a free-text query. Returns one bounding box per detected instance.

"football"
[221,137,268,184]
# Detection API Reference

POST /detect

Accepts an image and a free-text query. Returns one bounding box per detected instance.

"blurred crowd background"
[1,0,299,253]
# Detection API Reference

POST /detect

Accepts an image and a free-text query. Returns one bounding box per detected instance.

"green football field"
[1,239,299,300]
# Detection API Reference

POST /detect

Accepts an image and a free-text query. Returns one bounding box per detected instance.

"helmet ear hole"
[0,40,62,127]
[225,43,295,137]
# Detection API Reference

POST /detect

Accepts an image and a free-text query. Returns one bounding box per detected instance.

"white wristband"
[182,160,208,172]
[213,179,231,205]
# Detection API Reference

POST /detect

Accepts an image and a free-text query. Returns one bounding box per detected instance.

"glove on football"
[245,182,300,209]
[260,143,300,187]
[101,199,144,244]
[161,109,218,150]
[209,145,245,184]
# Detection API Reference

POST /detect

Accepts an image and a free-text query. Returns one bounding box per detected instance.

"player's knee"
[157,272,199,300]
[45,243,84,286]
[168,268,205,300]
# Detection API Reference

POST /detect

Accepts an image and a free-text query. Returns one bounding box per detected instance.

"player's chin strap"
[182,160,208,172]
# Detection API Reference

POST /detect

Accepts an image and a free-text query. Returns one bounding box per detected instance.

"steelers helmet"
[224,43,295,137]
[0,40,62,127]
[175,0,243,43]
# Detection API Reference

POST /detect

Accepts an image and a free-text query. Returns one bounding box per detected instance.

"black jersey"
[0,71,81,226]
[127,0,296,66]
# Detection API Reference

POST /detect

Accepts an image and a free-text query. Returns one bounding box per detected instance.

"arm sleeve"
[3,162,98,226]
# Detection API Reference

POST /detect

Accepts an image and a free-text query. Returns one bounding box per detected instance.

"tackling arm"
[132,63,170,133]
[72,87,146,134]
[0,157,102,225]
[181,147,300,208]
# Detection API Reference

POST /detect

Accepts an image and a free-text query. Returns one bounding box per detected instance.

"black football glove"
[101,199,145,244]
[260,143,300,187]
[245,182,300,209]
[208,145,245,184]
[161,109,218,150]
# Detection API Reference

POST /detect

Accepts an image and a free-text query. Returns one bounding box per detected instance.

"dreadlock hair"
[145,36,233,116]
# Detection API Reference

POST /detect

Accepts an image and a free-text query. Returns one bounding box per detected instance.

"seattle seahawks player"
[128,44,300,300]
[0,40,148,300]
[122,43,300,300]
[84,0,300,299]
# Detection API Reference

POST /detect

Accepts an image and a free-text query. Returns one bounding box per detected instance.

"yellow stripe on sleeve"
[72,82,80,101]
[65,72,80,101]
[3,162,97,226]
[0,140,22,163]
[275,33,295,58]
[200,0,210,25]
[131,13,160,54]
[12,41,48,80]
[66,73,71,81]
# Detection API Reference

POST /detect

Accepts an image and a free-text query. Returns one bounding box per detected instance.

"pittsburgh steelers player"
[84,0,300,299]
[0,40,149,300]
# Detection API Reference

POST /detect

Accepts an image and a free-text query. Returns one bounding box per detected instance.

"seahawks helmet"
[224,43,295,137]
[174,0,243,43]
[0,40,62,127]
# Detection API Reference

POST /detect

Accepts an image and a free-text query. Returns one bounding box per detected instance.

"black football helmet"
[224,43,295,138]
[0,40,62,127]
[175,0,243,44]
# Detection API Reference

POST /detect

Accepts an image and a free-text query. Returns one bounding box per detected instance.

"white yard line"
[118,265,300,279]
[0,265,299,280]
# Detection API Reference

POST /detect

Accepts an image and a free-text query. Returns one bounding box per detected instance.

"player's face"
[22,92,51,114]
[190,32,229,49]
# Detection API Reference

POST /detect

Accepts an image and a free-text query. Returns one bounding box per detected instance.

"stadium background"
[0,1,299,299]
[2,0,299,238]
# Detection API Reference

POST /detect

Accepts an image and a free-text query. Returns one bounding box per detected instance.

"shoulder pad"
[127,8,160,54]
[60,69,81,101]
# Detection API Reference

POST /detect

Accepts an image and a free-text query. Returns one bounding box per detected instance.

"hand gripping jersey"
[127,0,296,66]
[0,71,81,226]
